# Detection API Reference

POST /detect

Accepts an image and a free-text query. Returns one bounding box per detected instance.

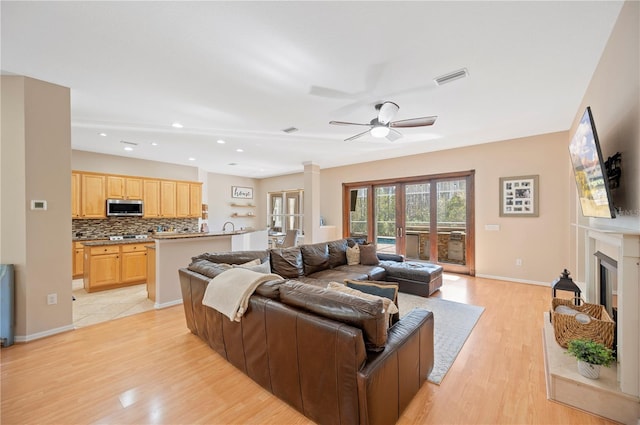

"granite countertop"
[81,238,155,247]
[152,230,255,240]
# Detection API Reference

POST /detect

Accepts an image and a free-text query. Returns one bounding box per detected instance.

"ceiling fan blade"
[329,120,371,127]
[345,129,372,142]
[377,101,399,125]
[385,128,403,142]
[390,116,437,128]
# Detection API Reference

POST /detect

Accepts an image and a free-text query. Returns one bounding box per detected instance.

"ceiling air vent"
[282,127,299,134]
[434,68,469,86]
[120,140,138,146]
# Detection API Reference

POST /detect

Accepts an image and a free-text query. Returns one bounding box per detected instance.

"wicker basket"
[550,297,615,349]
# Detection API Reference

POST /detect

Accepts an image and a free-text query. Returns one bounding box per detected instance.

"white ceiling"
[1,1,624,178]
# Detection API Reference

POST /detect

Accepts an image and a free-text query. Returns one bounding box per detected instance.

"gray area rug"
[397,293,484,385]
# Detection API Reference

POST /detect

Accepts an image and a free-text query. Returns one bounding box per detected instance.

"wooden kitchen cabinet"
[160,180,176,217]
[106,176,143,200]
[190,183,202,218]
[71,173,81,218]
[80,173,106,218]
[143,179,161,218]
[72,241,86,278]
[176,181,190,217]
[121,243,148,283]
[83,243,148,292]
[84,245,120,290]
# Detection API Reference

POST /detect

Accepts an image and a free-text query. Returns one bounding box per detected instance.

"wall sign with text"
[232,186,253,199]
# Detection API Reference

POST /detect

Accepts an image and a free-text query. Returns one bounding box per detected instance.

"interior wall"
[1,76,72,339]
[568,0,640,283]
[206,172,259,232]
[317,131,570,284]
[72,150,199,181]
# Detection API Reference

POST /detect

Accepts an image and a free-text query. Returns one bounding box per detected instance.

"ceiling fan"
[329,101,437,142]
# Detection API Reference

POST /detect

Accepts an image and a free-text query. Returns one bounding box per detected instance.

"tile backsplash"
[72,217,199,239]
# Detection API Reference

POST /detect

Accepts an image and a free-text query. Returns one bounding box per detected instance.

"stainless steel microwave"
[106,199,144,216]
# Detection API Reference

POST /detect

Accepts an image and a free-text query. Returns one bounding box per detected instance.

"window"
[268,190,303,234]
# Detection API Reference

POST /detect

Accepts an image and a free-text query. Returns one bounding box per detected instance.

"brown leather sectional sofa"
[179,239,438,425]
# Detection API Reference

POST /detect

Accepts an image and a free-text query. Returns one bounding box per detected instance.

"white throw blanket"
[202,267,283,322]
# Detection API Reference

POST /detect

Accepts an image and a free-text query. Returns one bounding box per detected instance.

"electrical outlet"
[515,258,522,266]
[47,293,57,305]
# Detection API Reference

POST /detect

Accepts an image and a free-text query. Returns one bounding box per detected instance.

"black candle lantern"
[551,269,581,305]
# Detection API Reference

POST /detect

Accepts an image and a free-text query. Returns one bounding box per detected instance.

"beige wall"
[316,132,570,284]
[568,0,640,283]
[207,172,259,232]
[72,150,199,181]
[1,76,73,340]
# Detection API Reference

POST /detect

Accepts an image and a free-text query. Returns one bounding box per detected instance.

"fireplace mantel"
[580,225,640,398]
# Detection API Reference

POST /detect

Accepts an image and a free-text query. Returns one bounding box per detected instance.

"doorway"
[343,171,475,275]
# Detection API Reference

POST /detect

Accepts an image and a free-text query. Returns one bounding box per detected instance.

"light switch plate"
[485,224,500,231]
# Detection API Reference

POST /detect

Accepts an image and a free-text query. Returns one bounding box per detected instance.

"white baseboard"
[475,274,550,287]
[14,324,75,343]
[154,299,183,309]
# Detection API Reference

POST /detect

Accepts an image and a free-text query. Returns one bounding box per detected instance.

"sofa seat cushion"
[379,260,443,282]
[278,281,387,351]
[333,264,386,281]
[306,268,369,282]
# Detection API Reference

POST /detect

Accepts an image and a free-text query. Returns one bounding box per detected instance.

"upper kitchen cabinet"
[189,183,202,218]
[177,182,203,218]
[71,172,81,218]
[80,173,106,218]
[106,176,143,200]
[160,180,176,217]
[143,179,161,218]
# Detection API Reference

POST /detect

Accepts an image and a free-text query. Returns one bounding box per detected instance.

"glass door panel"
[404,182,430,261]
[436,179,467,265]
[349,188,368,239]
[374,186,397,254]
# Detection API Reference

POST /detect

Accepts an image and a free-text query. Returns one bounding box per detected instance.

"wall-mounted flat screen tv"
[568,106,616,218]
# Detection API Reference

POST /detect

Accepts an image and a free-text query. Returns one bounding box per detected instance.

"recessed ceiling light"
[124,146,133,151]
[236,148,244,153]
[217,139,226,144]
[188,157,196,161]
[151,142,158,146]
[98,132,107,137]
[172,122,183,129]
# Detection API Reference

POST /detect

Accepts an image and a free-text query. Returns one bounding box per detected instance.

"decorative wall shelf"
[230,203,255,208]
[231,213,255,218]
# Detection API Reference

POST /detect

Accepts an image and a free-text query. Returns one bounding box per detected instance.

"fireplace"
[594,251,618,353]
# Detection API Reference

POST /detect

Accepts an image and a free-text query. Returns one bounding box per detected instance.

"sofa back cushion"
[188,259,232,279]
[278,281,387,351]
[270,247,305,278]
[192,250,269,266]
[300,242,330,275]
[327,239,348,268]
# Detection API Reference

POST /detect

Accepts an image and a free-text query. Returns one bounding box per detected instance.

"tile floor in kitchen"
[72,280,155,328]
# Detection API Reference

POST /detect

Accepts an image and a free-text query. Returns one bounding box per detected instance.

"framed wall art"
[499,175,539,217]
[231,186,253,199]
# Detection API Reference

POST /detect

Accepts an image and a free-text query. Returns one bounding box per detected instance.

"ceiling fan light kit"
[370,126,390,138]
[330,101,437,142]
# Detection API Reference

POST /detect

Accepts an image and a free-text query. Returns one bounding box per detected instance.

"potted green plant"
[566,338,615,379]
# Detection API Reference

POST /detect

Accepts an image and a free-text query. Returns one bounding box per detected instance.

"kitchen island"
[150,228,268,308]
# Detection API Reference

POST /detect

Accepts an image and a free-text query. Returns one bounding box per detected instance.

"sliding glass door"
[343,171,475,275]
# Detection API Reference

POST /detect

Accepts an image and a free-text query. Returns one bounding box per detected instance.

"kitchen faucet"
[222,221,235,232]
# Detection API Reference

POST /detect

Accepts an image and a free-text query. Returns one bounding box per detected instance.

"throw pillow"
[346,244,360,265]
[342,280,399,313]
[359,244,379,265]
[233,260,271,274]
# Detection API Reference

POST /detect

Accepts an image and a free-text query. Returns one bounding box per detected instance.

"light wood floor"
[1,275,620,424]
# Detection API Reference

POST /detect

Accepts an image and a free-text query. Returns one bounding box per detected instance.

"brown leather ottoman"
[379,261,443,297]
